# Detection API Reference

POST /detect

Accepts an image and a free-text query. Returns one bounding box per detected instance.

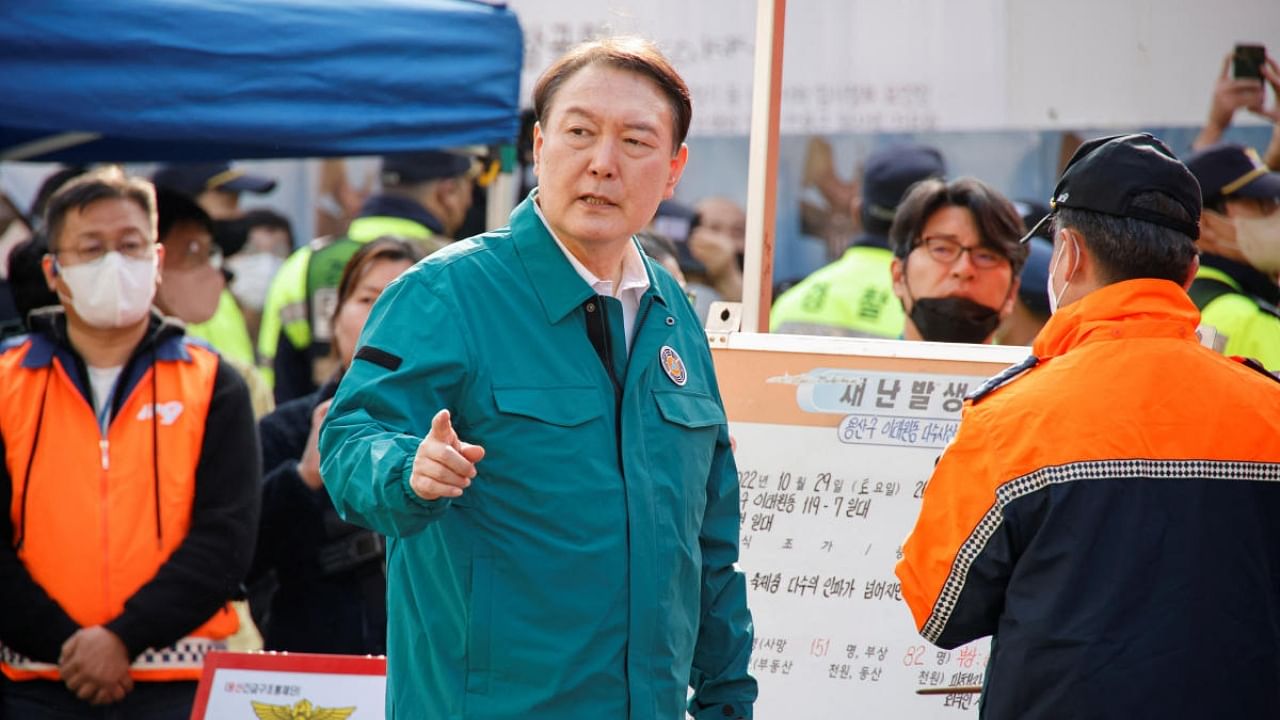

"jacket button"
[586,302,596,312]
[666,316,675,326]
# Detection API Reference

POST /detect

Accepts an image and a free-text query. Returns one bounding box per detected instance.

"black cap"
[1185,143,1280,205]
[152,162,277,198]
[862,144,946,234]
[380,150,475,186]
[1023,133,1201,242]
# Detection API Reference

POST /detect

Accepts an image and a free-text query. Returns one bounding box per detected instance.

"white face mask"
[225,251,284,310]
[1234,213,1280,275]
[1046,232,1079,315]
[57,251,158,328]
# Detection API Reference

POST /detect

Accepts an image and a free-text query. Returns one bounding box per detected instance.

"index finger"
[428,408,457,445]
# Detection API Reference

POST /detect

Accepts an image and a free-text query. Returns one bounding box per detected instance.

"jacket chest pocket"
[491,385,603,427]
[650,389,724,520]
[485,386,607,476]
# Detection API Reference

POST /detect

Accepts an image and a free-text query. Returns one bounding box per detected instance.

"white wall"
[509,0,1280,134]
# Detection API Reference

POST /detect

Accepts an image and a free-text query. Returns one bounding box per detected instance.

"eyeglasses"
[915,236,1008,269]
[53,237,155,265]
[166,239,224,272]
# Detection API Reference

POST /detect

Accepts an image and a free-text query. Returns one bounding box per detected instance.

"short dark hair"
[1051,191,1198,285]
[156,188,213,241]
[29,166,89,231]
[889,177,1029,275]
[7,234,59,326]
[533,36,692,152]
[43,167,157,251]
[243,208,294,250]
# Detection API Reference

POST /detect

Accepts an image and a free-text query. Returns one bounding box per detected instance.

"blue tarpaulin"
[0,0,523,162]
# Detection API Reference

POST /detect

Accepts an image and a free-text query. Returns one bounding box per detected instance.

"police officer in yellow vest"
[0,168,260,717]
[1185,143,1280,369]
[259,150,480,403]
[770,144,946,337]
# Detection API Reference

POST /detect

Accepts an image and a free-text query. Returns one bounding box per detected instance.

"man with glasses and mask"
[896,134,1280,718]
[887,177,1028,344]
[0,168,260,718]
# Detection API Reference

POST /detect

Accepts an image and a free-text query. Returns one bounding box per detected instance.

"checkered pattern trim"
[920,459,1280,644]
[0,636,224,673]
[0,645,54,672]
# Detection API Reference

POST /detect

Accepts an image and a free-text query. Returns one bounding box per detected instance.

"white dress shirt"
[533,193,650,351]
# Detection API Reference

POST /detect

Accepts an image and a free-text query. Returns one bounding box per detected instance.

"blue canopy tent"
[0,0,523,163]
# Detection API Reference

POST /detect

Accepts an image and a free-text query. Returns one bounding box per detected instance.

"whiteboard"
[712,333,1027,717]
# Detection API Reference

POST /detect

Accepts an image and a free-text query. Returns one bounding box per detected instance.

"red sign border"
[191,651,387,720]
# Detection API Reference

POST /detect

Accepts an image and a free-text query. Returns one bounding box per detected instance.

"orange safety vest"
[0,334,238,681]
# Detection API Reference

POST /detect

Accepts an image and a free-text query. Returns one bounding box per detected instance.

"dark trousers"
[1,678,196,720]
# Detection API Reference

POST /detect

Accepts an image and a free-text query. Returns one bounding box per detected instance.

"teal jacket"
[319,196,756,720]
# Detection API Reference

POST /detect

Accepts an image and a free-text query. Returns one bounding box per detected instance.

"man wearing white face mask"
[0,168,260,718]
[224,209,292,346]
[898,134,1280,719]
[1185,143,1280,369]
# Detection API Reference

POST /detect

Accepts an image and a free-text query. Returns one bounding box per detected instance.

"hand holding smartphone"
[1233,44,1266,81]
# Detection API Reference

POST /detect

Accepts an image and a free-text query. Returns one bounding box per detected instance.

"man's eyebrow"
[559,106,599,123]
[560,106,660,135]
[622,121,659,135]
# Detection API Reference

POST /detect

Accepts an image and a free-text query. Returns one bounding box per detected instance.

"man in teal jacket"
[319,37,756,719]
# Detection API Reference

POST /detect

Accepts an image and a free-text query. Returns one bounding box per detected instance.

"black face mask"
[909,296,1001,344]
[211,217,250,257]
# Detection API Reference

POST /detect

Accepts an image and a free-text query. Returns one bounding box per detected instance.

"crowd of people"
[0,34,1276,720]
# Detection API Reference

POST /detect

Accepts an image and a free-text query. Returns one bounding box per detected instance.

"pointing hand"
[411,409,485,501]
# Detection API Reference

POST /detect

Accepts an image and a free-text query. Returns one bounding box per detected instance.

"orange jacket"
[896,279,1280,718]
[0,313,257,681]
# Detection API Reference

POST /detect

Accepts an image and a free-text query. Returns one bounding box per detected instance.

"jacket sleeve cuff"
[400,452,453,516]
[692,702,752,720]
[103,617,148,661]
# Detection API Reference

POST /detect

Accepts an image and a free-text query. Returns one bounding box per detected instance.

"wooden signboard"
[712,332,1028,717]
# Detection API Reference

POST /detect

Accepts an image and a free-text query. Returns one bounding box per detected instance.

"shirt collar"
[531,189,651,300]
[1031,278,1200,360]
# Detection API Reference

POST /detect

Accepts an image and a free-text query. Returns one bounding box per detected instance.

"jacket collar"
[510,191,670,326]
[849,231,891,251]
[1032,278,1200,360]
[1200,252,1280,305]
[22,306,190,370]
[355,193,445,235]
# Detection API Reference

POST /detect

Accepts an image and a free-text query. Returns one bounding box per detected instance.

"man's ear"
[1059,228,1084,283]
[154,243,165,287]
[890,256,908,305]
[1182,253,1200,291]
[531,122,543,177]
[664,143,689,200]
[41,254,58,291]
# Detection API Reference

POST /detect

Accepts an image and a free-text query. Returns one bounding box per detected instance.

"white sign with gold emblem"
[192,651,386,720]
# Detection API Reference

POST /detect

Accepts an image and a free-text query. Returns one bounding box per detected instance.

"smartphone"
[651,202,706,275]
[1233,44,1265,81]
